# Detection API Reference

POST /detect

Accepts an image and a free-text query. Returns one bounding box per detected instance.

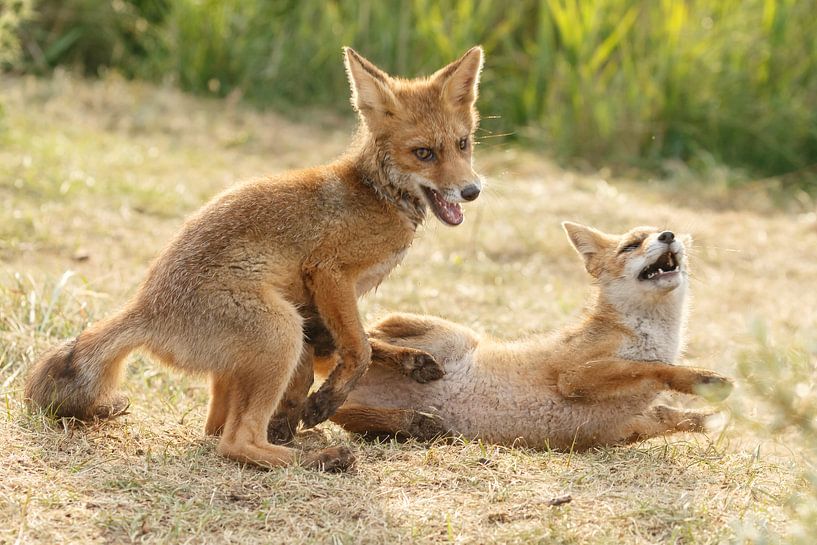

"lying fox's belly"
[345,351,644,449]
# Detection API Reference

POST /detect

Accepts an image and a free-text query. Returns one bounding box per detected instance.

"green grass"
[12,0,817,184]
[0,0,32,66]
[1,74,816,543]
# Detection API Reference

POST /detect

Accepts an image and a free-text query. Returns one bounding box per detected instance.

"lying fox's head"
[562,222,691,300]
[344,46,484,226]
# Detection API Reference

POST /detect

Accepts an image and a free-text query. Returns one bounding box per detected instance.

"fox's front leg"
[301,268,371,428]
[557,359,733,401]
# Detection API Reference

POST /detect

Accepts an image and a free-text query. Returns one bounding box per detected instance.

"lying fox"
[24,46,484,470]
[327,223,734,450]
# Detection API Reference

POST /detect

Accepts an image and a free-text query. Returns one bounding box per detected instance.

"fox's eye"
[413,148,435,161]
[458,136,468,150]
[619,240,642,253]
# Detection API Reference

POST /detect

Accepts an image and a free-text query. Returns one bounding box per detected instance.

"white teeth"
[658,268,664,274]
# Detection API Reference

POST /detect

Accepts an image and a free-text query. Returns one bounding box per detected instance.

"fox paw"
[693,373,734,402]
[267,417,297,444]
[90,395,130,420]
[302,389,343,429]
[404,352,445,383]
[407,409,447,440]
[305,445,356,472]
[703,411,730,433]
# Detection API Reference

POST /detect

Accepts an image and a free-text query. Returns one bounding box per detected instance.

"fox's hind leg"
[365,313,479,382]
[330,404,447,441]
[217,368,353,470]
[619,405,714,444]
[210,292,353,471]
[205,373,231,436]
[369,339,445,383]
[267,346,315,444]
[369,313,440,339]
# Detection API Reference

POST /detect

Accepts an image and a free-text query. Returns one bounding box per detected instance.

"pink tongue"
[431,190,463,225]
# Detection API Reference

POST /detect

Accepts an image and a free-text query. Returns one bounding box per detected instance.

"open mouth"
[638,251,680,281]
[422,186,463,226]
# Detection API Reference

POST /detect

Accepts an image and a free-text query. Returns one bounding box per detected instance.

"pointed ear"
[434,46,484,108]
[344,47,397,122]
[562,222,611,270]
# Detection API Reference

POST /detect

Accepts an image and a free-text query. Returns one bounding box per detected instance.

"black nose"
[658,231,675,244]
[460,184,480,201]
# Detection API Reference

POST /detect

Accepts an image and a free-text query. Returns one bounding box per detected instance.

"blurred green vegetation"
[0,0,32,65]
[7,0,817,185]
[0,0,33,128]
[736,329,817,543]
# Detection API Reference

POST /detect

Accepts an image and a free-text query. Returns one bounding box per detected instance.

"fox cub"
[25,46,485,470]
[326,223,734,450]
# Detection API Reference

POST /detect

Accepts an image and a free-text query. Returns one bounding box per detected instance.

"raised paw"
[652,405,708,433]
[406,352,445,383]
[304,445,356,472]
[406,409,448,440]
[693,372,734,402]
[301,389,342,429]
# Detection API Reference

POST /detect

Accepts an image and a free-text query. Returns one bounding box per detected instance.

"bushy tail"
[24,309,146,420]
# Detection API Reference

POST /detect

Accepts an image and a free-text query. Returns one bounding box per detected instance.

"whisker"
[703,246,742,253]
[476,132,516,140]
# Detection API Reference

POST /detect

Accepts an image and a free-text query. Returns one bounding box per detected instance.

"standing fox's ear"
[562,222,612,273]
[434,46,484,108]
[344,47,397,122]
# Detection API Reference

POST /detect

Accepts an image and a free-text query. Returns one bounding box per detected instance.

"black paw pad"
[408,354,446,383]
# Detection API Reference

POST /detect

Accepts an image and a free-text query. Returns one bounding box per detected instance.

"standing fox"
[327,223,734,450]
[25,46,485,470]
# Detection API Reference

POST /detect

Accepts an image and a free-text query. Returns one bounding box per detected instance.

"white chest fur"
[616,316,681,362]
[356,248,408,296]
[614,295,686,362]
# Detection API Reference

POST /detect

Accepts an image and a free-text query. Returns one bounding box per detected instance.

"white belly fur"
[347,345,655,449]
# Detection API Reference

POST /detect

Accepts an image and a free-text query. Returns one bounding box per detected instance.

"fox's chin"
[643,273,685,293]
[421,186,464,226]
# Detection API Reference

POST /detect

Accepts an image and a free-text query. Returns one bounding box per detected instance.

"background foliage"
[0,0,33,127]
[8,0,817,183]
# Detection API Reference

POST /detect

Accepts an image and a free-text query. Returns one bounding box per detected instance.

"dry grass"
[1,73,815,544]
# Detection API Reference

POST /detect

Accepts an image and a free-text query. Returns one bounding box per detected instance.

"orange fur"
[330,223,734,450]
[24,46,485,470]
